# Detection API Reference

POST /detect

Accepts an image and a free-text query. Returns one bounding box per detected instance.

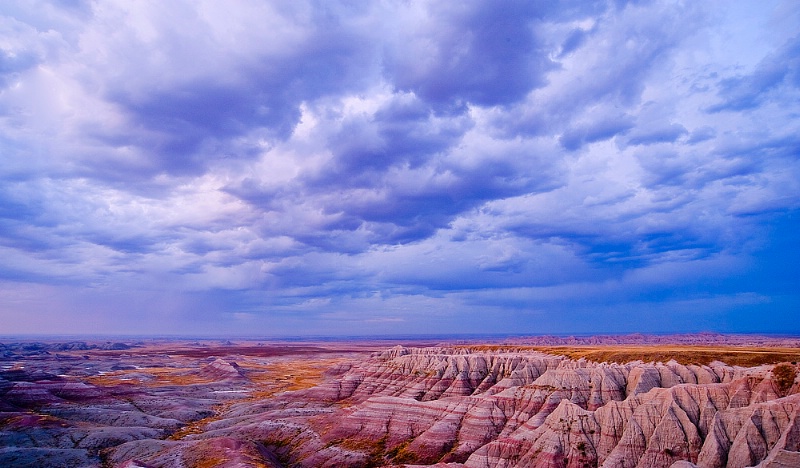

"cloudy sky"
[1,1,798,336]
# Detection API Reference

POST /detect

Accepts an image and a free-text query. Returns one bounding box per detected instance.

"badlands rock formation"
[2,340,799,467]
[104,345,800,467]
[199,358,247,381]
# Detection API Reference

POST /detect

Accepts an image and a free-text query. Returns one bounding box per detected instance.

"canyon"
[1,336,799,467]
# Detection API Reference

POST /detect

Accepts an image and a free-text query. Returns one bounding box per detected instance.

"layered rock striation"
[152,346,799,468]
[4,343,798,467]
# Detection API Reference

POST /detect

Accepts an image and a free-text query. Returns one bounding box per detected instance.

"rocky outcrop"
[0,447,96,468]
[108,436,283,468]
[3,342,797,467]
[304,346,564,403]
[193,346,798,468]
[199,359,246,381]
[0,364,219,466]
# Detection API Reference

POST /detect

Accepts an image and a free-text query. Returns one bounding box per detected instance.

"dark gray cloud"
[686,126,716,144]
[384,2,554,109]
[558,28,589,58]
[708,35,800,112]
[495,2,703,140]
[560,114,634,150]
[70,1,382,179]
[625,123,688,146]
[325,94,473,175]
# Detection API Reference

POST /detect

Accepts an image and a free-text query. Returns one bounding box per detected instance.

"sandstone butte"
[1,343,799,467]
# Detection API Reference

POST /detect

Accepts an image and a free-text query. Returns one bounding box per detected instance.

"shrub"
[773,362,797,396]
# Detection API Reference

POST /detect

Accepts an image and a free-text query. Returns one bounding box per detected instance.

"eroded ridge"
[107,346,799,468]
[2,342,799,467]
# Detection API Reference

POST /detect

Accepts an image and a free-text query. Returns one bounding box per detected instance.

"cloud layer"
[1,0,798,335]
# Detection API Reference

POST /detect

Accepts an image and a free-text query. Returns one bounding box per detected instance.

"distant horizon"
[1,1,799,336]
[3,330,800,342]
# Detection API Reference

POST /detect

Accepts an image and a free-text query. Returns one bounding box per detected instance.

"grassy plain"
[463,344,800,366]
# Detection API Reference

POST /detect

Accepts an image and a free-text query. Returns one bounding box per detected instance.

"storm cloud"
[0,0,798,336]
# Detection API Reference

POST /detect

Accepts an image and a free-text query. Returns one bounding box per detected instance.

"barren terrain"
[1,335,799,467]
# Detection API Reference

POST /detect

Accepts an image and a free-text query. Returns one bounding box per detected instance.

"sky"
[0,0,799,337]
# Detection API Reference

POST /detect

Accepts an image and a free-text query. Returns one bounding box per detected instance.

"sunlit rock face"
[282,347,797,468]
[110,346,797,468]
[1,341,799,467]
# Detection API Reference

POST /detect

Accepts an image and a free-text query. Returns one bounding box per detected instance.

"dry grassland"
[86,367,212,387]
[168,356,353,441]
[462,345,800,366]
[244,357,351,398]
